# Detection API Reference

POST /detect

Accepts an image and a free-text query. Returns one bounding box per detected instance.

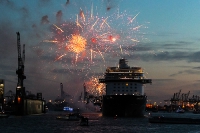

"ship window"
[118,90,120,92]
[126,90,128,92]
[113,90,116,91]
[135,90,137,92]
[126,83,128,86]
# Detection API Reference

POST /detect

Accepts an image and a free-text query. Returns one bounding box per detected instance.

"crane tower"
[15,32,26,115]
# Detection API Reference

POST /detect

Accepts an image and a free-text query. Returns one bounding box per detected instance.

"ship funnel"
[119,59,130,69]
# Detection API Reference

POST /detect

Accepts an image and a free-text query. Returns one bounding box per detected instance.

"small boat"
[56,113,82,121]
[0,112,9,118]
[176,106,185,113]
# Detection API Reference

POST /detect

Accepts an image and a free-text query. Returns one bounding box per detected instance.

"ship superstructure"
[99,58,152,117]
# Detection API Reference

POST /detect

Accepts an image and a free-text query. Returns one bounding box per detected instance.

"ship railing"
[99,78,152,84]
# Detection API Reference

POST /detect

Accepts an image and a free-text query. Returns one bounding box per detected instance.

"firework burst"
[84,76,105,96]
[44,4,144,64]
[37,2,147,84]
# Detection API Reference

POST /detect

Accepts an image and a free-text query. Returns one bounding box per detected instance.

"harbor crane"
[168,90,200,110]
[182,91,190,102]
[171,89,181,105]
[16,32,26,89]
[15,32,26,115]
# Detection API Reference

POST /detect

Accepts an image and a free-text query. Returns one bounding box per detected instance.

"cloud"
[193,67,200,70]
[169,69,200,77]
[41,15,50,24]
[56,10,62,23]
[0,0,15,9]
[126,41,200,63]
[66,0,70,5]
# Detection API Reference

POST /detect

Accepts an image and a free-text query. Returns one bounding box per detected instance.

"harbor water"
[1,111,200,133]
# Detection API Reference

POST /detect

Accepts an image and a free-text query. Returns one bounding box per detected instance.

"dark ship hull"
[102,95,147,117]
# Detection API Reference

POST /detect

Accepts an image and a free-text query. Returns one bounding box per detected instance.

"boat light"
[63,107,73,111]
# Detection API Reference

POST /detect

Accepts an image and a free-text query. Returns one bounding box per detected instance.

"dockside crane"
[171,90,182,105]
[177,89,181,101]
[16,32,26,89]
[184,91,190,102]
[15,32,26,115]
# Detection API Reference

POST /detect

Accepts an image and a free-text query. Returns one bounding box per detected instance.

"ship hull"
[102,95,147,117]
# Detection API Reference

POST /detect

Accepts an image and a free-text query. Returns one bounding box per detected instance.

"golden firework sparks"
[55,54,67,61]
[85,76,105,96]
[132,25,142,30]
[53,24,64,33]
[100,17,110,29]
[80,8,85,22]
[131,38,140,42]
[128,12,140,24]
[43,40,58,43]
[67,34,87,54]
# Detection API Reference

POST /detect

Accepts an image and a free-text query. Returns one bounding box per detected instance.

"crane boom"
[16,32,21,60]
[23,44,25,64]
[177,89,181,100]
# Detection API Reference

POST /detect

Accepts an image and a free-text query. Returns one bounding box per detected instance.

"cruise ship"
[99,58,152,117]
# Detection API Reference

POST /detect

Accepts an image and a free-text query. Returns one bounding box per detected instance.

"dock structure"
[0,79,4,111]
[169,90,200,110]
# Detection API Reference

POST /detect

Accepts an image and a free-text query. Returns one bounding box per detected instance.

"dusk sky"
[1,0,200,104]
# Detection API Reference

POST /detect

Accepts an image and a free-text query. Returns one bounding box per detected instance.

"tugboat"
[99,58,152,117]
[0,110,9,118]
[56,112,82,121]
